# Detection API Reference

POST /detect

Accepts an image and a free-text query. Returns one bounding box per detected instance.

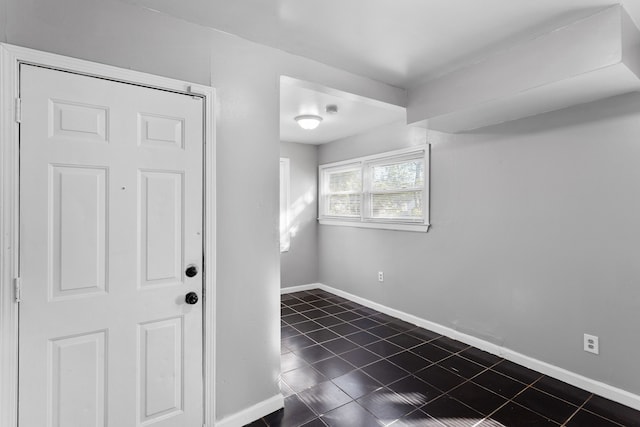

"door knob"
[185,265,198,278]
[185,292,199,305]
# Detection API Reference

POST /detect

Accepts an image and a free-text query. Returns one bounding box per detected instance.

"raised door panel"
[50,166,108,300]
[49,99,109,142]
[139,171,184,288]
[49,331,107,427]
[138,318,183,425]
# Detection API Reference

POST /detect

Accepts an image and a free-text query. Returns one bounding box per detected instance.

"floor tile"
[421,394,484,425]
[282,365,327,393]
[583,395,640,427]
[513,387,578,424]
[364,340,404,358]
[388,351,432,374]
[406,328,441,342]
[321,305,348,315]
[263,394,316,427]
[321,401,382,427]
[389,408,444,427]
[361,359,409,386]
[411,343,451,363]
[490,359,543,384]
[471,369,527,399]
[299,418,327,427]
[282,352,309,373]
[531,375,591,406]
[328,323,361,336]
[386,319,418,333]
[278,290,628,427]
[321,337,359,355]
[447,381,507,415]
[311,356,354,379]
[386,333,423,350]
[293,320,325,334]
[458,347,502,367]
[283,334,316,351]
[282,325,301,339]
[565,409,620,426]
[332,369,382,400]
[340,347,381,368]
[313,316,343,328]
[350,317,380,330]
[357,387,415,421]
[430,336,470,353]
[291,303,316,313]
[306,329,340,344]
[437,354,485,379]
[346,331,380,346]
[335,311,361,322]
[294,344,335,364]
[487,401,558,426]
[414,364,466,393]
[368,324,401,339]
[283,313,310,325]
[298,381,352,415]
[386,375,442,407]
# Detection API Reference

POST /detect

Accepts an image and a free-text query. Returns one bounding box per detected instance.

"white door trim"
[0,43,217,427]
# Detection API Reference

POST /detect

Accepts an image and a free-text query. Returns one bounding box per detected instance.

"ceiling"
[123,0,640,88]
[280,79,405,144]
[122,0,640,144]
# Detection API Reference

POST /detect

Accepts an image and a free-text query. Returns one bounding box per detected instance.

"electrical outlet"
[584,334,599,355]
[378,271,384,282]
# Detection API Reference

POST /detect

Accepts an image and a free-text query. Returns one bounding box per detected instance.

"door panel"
[50,330,107,427]
[19,65,204,427]
[50,165,108,299]
[140,171,184,287]
[138,317,184,423]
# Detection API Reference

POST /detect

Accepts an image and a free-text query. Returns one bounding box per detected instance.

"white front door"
[18,64,204,427]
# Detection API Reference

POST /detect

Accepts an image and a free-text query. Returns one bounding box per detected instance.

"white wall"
[0,0,404,422]
[318,93,640,396]
[280,141,319,287]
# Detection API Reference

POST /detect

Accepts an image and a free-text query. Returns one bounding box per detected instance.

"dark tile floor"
[246,289,640,426]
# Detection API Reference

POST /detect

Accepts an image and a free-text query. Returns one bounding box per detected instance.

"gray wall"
[318,94,640,396]
[280,141,319,287]
[1,0,404,421]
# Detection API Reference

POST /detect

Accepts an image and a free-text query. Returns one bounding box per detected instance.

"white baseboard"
[215,394,284,427]
[281,283,323,294]
[284,283,640,411]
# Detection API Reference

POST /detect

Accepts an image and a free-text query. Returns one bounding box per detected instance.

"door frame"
[0,43,217,427]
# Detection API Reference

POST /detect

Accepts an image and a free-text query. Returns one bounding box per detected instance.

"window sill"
[319,219,430,232]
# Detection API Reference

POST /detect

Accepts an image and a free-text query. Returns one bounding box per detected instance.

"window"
[319,146,430,232]
[280,158,290,252]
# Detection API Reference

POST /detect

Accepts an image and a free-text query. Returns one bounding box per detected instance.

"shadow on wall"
[461,92,640,136]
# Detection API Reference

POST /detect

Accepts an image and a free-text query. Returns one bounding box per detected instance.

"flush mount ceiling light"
[294,114,323,130]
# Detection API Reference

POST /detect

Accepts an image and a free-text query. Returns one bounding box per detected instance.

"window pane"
[328,194,361,216]
[371,160,423,191]
[371,191,422,219]
[328,169,361,193]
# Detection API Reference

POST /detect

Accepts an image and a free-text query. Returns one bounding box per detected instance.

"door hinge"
[14,277,22,303]
[14,98,21,123]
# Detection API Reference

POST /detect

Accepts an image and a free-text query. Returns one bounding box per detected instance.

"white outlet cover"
[584,333,599,355]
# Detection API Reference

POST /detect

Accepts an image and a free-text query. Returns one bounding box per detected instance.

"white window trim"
[280,157,291,252]
[318,145,430,232]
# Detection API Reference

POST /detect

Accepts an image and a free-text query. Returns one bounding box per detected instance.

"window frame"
[318,145,430,232]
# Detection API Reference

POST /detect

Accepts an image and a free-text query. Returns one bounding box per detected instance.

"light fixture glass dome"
[294,114,323,130]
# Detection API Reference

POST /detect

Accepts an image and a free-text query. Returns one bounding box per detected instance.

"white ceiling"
[280,79,405,144]
[122,0,640,144]
[122,0,640,88]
